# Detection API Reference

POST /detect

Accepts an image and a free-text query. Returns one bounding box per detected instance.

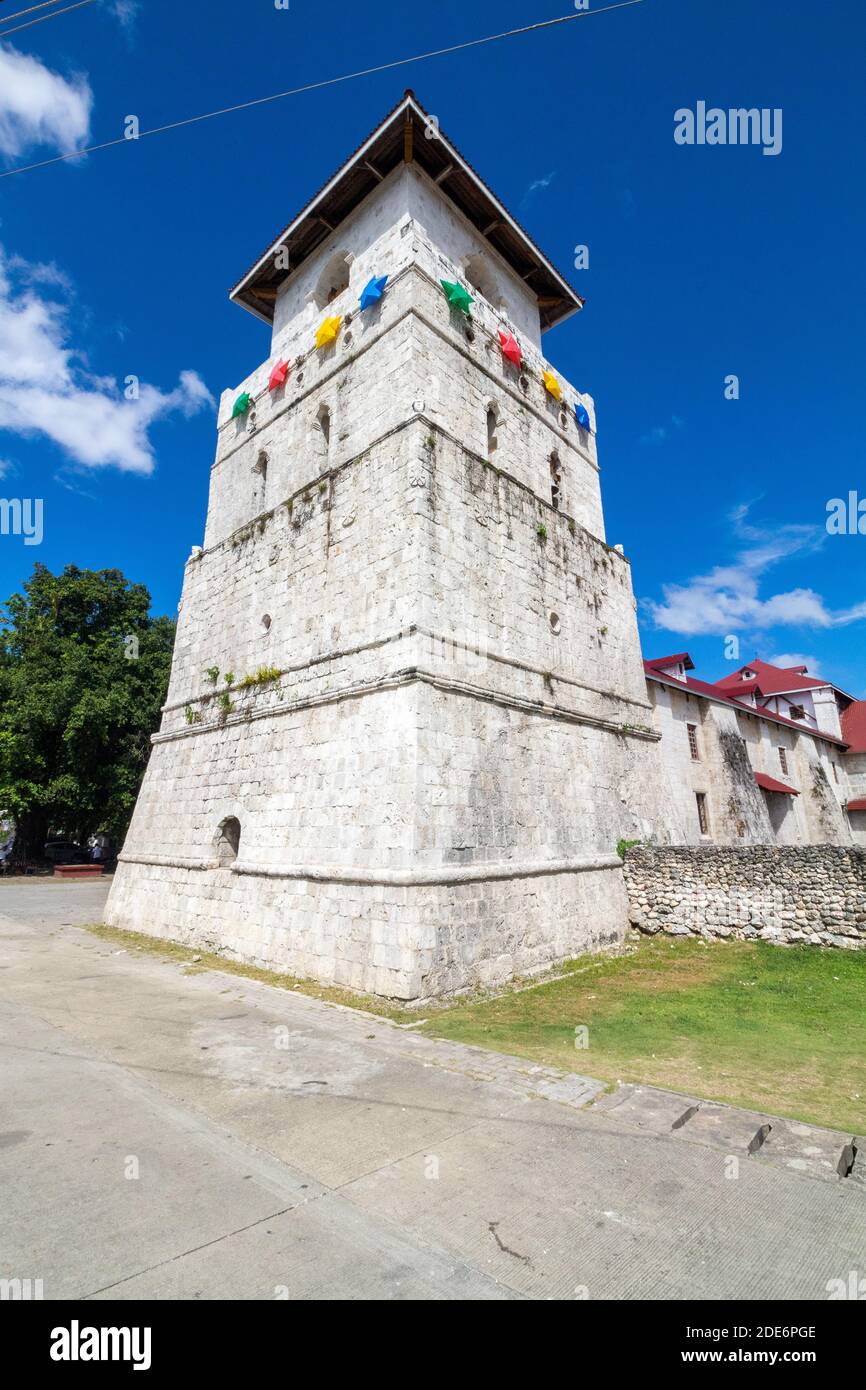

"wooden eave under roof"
[229,91,584,334]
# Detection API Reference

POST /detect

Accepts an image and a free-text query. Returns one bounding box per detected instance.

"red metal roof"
[755,771,799,796]
[644,653,695,672]
[847,798,866,812]
[643,659,848,748]
[714,658,826,696]
[841,701,866,753]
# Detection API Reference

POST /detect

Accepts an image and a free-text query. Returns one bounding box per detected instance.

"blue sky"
[0,0,864,691]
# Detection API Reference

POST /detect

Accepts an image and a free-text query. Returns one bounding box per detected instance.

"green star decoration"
[231,391,252,418]
[440,280,474,314]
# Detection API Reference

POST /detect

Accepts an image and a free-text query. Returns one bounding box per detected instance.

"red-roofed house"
[713,658,854,740]
[643,654,852,846]
[842,701,866,844]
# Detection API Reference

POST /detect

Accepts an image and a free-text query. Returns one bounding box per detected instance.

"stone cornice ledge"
[153,668,660,745]
[117,852,623,884]
[117,853,220,871]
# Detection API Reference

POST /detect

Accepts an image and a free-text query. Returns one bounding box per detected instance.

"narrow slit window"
[687,723,700,761]
[253,450,268,502]
[549,451,562,510]
[317,404,331,455]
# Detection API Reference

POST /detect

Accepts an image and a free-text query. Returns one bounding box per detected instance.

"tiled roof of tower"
[643,656,848,749]
[229,91,584,332]
[841,700,866,753]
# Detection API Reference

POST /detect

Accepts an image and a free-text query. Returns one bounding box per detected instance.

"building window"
[463,253,500,308]
[778,746,789,776]
[253,450,268,503]
[833,762,839,784]
[687,723,700,760]
[317,403,331,455]
[215,817,241,866]
[696,793,709,836]
[314,250,351,309]
[486,405,498,458]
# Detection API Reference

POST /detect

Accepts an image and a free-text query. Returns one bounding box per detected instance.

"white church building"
[644,654,866,847]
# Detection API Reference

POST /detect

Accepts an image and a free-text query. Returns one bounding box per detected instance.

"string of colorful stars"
[231,274,593,434]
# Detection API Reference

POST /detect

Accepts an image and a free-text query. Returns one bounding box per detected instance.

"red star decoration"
[268,359,290,391]
[497,330,522,369]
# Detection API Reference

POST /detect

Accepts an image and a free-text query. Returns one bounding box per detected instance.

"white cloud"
[109,0,141,34]
[0,42,92,161]
[639,414,685,447]
[0,246,213,474]
[519,171,556,213]
[764,652,823,676]
[644,504,866,636]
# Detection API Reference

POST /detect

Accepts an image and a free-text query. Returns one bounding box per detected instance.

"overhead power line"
[0,1,645,180]
[0,0,98,37]
[1,0,70,23]
[1,0,73,20]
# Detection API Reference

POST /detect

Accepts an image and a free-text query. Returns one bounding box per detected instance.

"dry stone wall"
[624,845,866,948]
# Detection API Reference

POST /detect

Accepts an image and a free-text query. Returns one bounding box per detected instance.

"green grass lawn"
[420,938,866,1135]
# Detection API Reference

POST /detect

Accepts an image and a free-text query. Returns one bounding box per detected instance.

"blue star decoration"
[575,402,592,432]
[359,274,389,311]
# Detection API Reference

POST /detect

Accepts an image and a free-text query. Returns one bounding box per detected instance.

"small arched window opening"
[463,253,500,308]
[486,405,499,458]
[549,451,562,510]
[314,251,351,310]
[216,817,240,866]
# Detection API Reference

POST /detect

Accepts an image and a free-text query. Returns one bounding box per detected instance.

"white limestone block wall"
[109,155,664,999]
[646,682,851,847]
[847,752,866,845]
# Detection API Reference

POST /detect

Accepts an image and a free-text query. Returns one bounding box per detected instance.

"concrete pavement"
[1,878,864,1300]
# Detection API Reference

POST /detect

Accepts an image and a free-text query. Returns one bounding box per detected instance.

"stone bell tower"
[107,92,663,999]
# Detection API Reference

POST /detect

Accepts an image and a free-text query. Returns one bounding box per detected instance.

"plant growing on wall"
[617,839,641,859]
[237,666,281,690]
[205,666,220,685]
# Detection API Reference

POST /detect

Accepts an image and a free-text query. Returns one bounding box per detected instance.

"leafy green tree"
[0,563,175,859]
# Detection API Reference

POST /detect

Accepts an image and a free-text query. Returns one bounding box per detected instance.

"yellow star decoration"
[542,370,562,401]
[315,315,342,350]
